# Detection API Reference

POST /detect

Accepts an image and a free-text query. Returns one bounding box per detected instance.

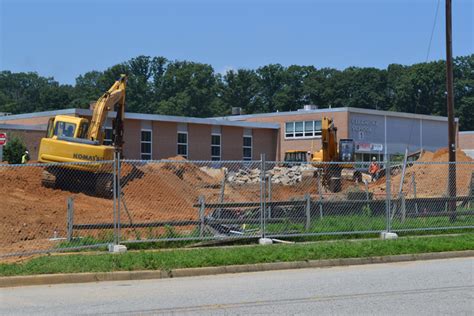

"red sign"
[0,133,6,146]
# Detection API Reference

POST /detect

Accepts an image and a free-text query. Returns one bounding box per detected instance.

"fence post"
[267,174,272,219]
[117,151,121,244]
[67,196,74,242]
[305,193,311,231]
[385,159,392,232]
[199,195,205,238]
[318,172,323,219]
[260,154,266,237]
[112,152,118,245]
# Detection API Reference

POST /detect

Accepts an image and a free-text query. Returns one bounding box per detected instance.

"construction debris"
[227,165,316,185]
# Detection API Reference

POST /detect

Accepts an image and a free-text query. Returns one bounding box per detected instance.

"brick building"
[0,106,464,162]
[0,109,278,161]
[219,106,459,161]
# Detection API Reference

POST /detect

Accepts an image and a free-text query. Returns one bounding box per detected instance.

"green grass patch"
[264,214,474,235]
[1,234,473,277]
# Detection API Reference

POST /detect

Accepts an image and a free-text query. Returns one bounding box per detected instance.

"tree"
[156,61,221,117]
[0,54,472,130]
[3,136,27,164]
[221,69,260,114]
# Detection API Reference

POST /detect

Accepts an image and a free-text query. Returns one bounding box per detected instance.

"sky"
[0,0,472,85]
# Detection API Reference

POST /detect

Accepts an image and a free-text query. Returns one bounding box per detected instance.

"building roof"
[0,123,47,131]
[0,109,280,130]
[459,131,474,135]
[214,107,458,122]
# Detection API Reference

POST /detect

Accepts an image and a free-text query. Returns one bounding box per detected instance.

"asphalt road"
[1,258,473,315]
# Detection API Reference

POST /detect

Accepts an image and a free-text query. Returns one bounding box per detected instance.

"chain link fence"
[1,155,473,257]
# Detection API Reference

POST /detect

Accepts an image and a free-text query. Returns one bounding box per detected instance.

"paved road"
[1,258,473,315]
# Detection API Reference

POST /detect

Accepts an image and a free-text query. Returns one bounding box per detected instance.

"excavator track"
[41,167,114,199]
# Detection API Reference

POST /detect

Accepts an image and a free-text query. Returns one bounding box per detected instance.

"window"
[103,128,113,146]
[285,122,294,138]
[295,121,304,137]
[78,122,89,139]
[54,121,76,138]
[177,132,188,158]
[211,134,221,161]
[304,121,313,137]
[284,120,322,139]
[243,136,252,160]
[141,130,152,160]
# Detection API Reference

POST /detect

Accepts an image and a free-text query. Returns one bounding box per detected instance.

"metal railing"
[1,154,473,257]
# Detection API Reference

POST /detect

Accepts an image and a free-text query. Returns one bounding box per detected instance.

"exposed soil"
[371,148,473,197]
[0,157,297,255]
[2,150,472,256]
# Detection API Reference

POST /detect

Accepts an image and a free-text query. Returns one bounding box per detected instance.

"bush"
[3,136,27,164]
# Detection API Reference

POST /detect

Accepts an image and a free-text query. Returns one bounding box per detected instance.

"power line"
[426,0,441,62]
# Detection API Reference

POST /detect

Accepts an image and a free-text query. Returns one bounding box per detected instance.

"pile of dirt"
[0,156,323,255]
[371,148,473,197]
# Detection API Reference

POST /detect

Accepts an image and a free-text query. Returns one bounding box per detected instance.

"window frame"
[140,129,152,160]
[243,135,253,161]
[54,121,77,138]
[103,127,113,146]
[177,131,188,159]
[284,120,322,139]
[211,133,221,161]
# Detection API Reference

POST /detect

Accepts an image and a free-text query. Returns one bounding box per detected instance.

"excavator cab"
[45,116,90,140]
[339,139,355,162]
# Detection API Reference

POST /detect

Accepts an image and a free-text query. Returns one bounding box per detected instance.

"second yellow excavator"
[284,117,361,192]
[38,75,127,197]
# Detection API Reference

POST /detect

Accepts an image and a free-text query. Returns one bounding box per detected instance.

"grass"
[53,214,474,251]
[265,214,474,234]
[1,234,473,277]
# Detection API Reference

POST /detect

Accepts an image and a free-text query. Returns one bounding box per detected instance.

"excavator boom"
[87,74,127,146]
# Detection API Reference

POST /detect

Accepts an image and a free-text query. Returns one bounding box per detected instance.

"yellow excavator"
[38,75,127,197]
[284,117,361,192]
[312,117,361,192]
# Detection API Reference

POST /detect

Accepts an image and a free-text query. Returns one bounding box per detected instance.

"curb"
[1,250,473,288]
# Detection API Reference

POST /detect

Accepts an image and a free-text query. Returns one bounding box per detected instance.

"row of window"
[285,120,322,139]
[136,129,253,161]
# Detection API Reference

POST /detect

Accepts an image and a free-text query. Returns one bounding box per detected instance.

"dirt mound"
[0,157,323,256]
[371,148,473,197]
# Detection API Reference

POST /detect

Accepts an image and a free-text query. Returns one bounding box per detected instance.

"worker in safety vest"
[368,157,380,182]
[21,150,30,164]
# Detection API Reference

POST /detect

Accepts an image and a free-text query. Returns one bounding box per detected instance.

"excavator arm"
[87,74,127,147]
[321,117,338,162]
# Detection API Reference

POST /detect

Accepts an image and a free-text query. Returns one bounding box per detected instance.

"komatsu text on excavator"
[38,75,127,197]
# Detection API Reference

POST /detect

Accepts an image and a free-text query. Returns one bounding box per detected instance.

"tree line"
[0,54,472,130]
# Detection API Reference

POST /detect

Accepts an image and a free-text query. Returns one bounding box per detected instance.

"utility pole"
[445,0,456,221]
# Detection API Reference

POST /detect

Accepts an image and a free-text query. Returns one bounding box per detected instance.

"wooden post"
[267,174,272,219]
[305,193,311,231]
[364,179,370,212]
[218,170,227,219]
[199,195,205,237]
[412,173,418,214]
[401,192,406,223]
[67,196,74,242]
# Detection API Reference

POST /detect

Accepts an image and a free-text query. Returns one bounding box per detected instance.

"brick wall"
[459,132,474,149]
